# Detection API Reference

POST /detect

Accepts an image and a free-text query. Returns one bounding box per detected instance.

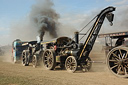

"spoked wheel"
[107,47,128,78]
[22,50,29,66]
[42,49,56,70]
[32,55,37,68]
[65,56,77,73]
[80,57,92,72]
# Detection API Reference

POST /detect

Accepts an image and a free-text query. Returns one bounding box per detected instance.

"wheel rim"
[43,50,55,70]
[80,57,92,72]
[107,48,128,77]
[22,52,26,65]
[22,51,29,66]
[32,55,37,68]
[65,56,77,73]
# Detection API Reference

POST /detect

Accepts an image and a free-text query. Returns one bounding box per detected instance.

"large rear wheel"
[42,49,56,70]
[65,56,77,73]
[107,47,128,78]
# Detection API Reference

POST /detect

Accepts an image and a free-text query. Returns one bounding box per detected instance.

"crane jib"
[78,6,116,60]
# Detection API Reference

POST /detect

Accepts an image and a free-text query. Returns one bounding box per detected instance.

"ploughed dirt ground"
[0,46,128,85]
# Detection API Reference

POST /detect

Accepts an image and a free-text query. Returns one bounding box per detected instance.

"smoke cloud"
[30,0,60,41]
[10,0,76,42]
[10,1,128,43]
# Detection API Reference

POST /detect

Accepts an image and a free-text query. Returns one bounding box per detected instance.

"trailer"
[41,6,116,73]
[12,39,28,63]
[99,31,128,77]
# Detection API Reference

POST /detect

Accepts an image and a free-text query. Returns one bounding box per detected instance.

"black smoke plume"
[30,0,59,41]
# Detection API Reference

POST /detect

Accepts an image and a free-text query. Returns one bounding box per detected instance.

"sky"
[0,0,128,46]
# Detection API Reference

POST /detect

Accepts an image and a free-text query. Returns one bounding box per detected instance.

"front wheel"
[32,55,37,68]
[65,56,77,73]
[22,50,29,66]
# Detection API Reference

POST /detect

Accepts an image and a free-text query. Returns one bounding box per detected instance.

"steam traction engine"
[99,31,128,78]
[42,6,116,73]
[22,41,43,68]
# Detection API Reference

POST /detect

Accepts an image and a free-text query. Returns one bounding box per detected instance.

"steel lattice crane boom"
[78,6,115,60]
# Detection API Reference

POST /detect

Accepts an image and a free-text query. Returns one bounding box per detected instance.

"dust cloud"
[0,45,12,63]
